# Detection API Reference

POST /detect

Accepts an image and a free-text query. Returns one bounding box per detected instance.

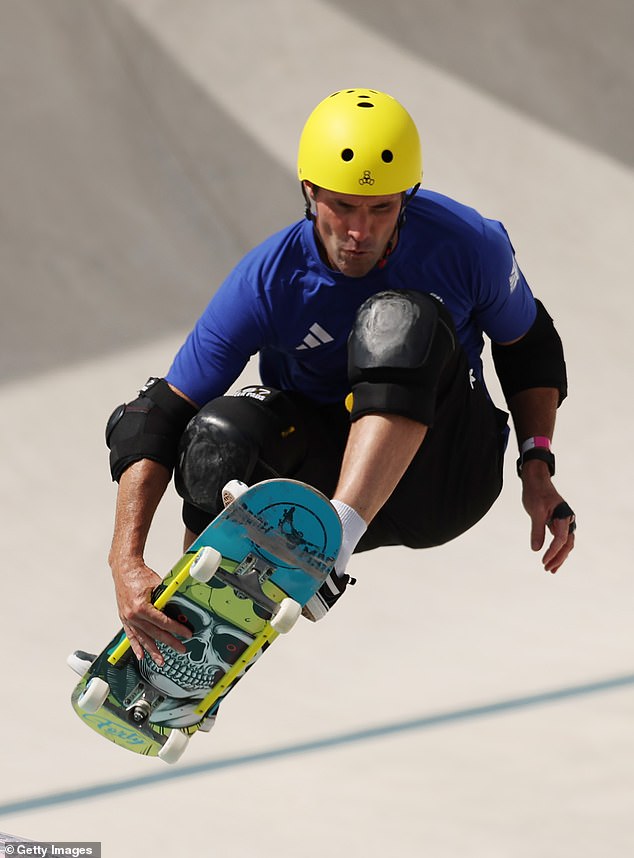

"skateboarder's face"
[308,185,402,277]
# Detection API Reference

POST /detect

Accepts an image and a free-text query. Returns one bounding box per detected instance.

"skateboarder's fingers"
[129,610,191,661]
[542,524,575,574]
[122,623,148,663]
[542,502,576,574]
[145,602,193,646]
[124,620,172,667]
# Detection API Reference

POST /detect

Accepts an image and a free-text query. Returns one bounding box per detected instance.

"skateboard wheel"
[270,598,302,634]
[77,677,110,714]
[222,479,248,507]
[158,729,190,764]
[190,546,222,583]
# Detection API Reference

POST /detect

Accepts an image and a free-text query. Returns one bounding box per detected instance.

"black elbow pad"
[106,377,198,482]
[491,300,568,405]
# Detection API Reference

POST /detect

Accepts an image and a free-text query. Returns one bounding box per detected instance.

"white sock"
[330,499,367,577]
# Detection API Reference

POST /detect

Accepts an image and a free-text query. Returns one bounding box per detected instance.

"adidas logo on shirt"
[509,257,519,293]
[296,323,335,350]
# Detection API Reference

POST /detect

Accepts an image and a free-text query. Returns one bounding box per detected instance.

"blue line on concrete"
[2,672,633,817]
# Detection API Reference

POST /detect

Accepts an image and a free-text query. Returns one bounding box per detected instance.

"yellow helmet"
[297,89,422,195]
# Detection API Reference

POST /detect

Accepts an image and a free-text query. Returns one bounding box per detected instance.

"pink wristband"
[520,436,551,455]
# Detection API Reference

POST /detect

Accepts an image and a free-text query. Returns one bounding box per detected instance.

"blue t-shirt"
[166,190,536,406]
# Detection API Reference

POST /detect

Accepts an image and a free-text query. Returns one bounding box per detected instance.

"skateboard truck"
[216,553,279,617]
[124,682,165,726]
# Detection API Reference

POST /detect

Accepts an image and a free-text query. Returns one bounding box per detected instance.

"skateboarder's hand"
[521,462,575,574]
[112,559,192,666]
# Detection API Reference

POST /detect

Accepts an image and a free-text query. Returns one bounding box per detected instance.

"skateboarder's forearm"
[108,458,193,664]
[507,387,558,451]
[108,458,171,570]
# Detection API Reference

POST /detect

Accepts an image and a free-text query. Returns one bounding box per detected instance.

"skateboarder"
[105,88,575,667]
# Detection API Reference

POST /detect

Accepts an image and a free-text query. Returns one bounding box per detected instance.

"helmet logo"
[359,170,375,186]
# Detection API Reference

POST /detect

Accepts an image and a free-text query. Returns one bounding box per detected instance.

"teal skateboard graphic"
[69,479,341,763]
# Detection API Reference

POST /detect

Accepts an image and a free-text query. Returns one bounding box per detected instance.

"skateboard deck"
[70,479,341,763]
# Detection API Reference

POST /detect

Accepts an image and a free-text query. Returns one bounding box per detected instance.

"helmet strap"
[399,183,420,229]
[377,183,420,269]
[301,183,315,221]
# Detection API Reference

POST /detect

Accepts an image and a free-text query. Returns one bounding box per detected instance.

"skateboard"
[69,479,341,763]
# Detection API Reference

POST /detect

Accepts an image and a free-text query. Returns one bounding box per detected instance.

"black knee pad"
[174,386,306,518]
[347,290,456,424]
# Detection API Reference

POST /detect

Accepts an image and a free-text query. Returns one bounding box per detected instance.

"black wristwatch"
[516,447,556,477]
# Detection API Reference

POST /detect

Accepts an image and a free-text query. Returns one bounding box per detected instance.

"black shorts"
[180,350,508,552]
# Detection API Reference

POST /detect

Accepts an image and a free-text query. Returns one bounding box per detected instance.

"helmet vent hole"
[357,101,374,108]
[381,150,394,163]
[341,148,354,162]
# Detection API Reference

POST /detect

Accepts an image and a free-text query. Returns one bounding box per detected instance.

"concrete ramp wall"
[0,0,298,384]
